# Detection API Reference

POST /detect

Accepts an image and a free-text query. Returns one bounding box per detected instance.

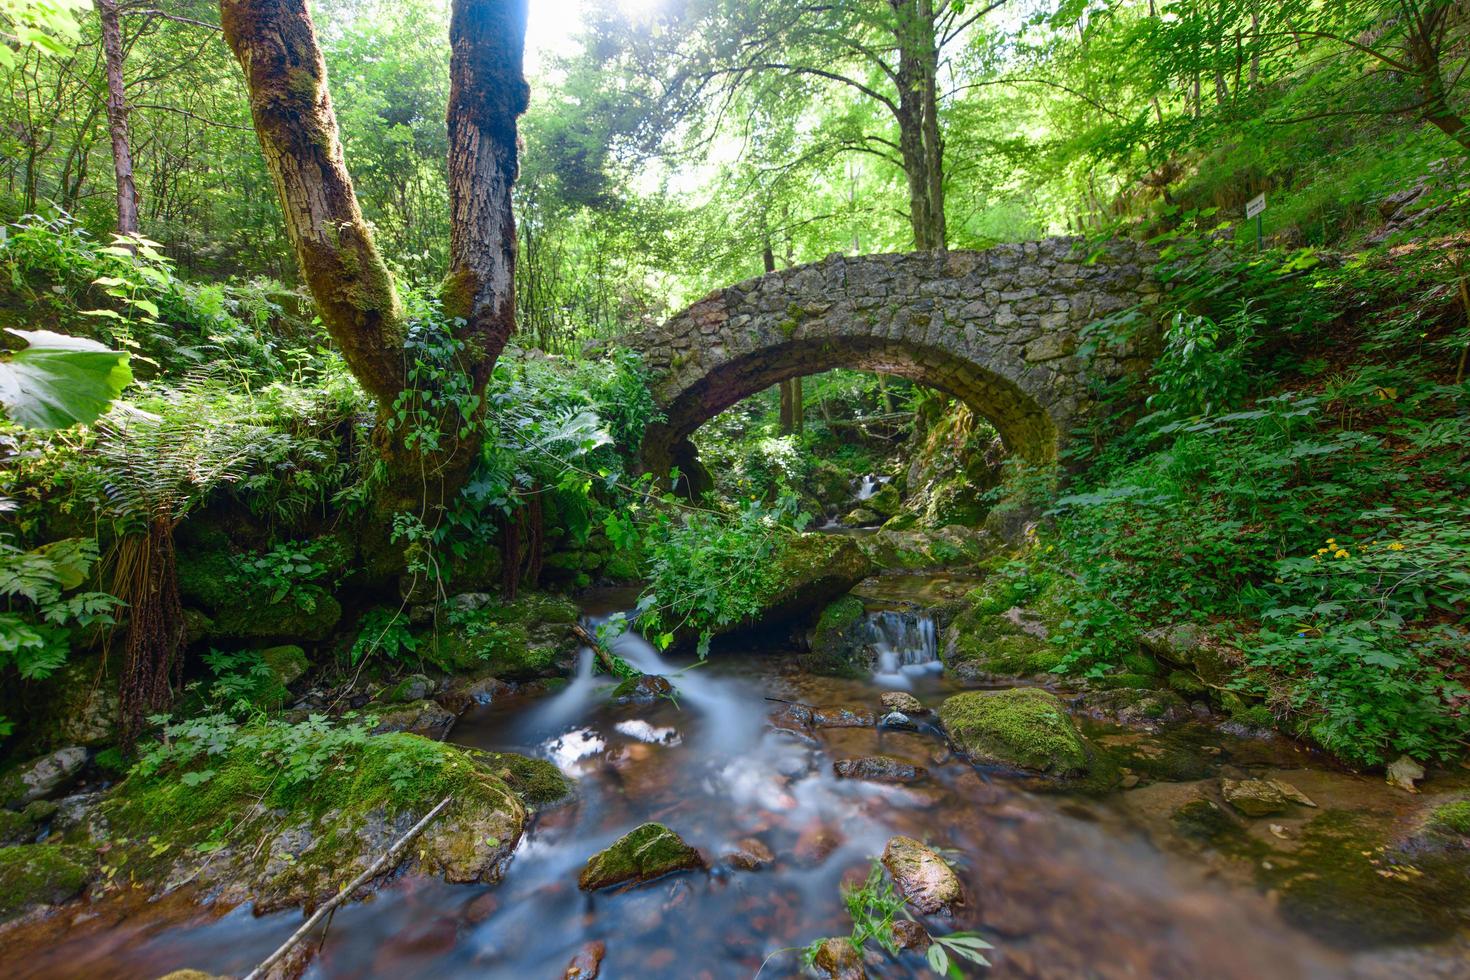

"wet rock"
[832,756,927,783]
[881,691,923,714]
[0,800,56,846]
[471,751,572,806]
[1386,755,1424,794]
[578,823,705,891]
[805,596,869,676]
[814,706,876,729]
[438,672,511,714]
[0,747,88,808]
[723,836,776,871]
[366,699,456,740]
[612,673,674,703]
[882,836,963,915]
[0,843,91,921]
[48,791,103,836]
[1075,688,1191,732]
[939,689,1089,776]
[793,824,845,865]
[382,673,435,704]
[564,939,606,979]
[890,919,931,951]
[843,507,882,526]
[879,711,916,731]
[812,937,867,979]
[1221,778,1317,817]
[768,703,816,741]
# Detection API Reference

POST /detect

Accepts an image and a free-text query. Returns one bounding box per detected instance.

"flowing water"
[5,587,1468,979]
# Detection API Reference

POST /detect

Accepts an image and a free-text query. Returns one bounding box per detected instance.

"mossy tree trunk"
[218,0,529,517]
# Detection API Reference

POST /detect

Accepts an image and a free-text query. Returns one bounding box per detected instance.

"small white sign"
[1246,193,1267,219]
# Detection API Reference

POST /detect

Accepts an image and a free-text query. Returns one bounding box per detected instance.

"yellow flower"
[1387,542,1405,551]
[1334,549,1349,559]
[1327,538,1336,544]
[1316,547,1329,554]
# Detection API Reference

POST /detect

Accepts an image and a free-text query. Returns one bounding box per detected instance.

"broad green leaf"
[0,329,132,429]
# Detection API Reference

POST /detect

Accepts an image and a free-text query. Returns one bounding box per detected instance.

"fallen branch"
[572,622,623,676]
[242,795,453,980]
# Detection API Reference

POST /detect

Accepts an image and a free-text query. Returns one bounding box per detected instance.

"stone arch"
[624,237,1159,478]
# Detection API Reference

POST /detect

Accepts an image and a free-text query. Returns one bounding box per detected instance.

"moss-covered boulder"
[81,730,527,912]
[425,591,580,680]
[866,483,902,518]
[363,699,457,740]
[578,822,705,890]
[177,548,343,642]
[857,525,994,572]
[804,595,869,675]
[718,535,873,637]
[0,843,91,920]
[472,751,571,806]
[939,688,1089,776]
[940,572,1071,680]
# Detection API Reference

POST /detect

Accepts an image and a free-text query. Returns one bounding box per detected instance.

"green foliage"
[230,539,341,615]
[351,607,418,666]
[0,535,119,681]
[803,859,992,977]
[634,495,806,655]
[0,328,131,429]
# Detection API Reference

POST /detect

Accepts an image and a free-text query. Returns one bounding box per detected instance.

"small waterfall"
[513,643,601,739]
[866,608,941,688]
[855,474,879,500]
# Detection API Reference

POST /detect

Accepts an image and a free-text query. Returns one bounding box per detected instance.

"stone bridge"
[625,237,1161,480]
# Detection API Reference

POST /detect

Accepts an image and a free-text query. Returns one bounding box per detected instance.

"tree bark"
[443,0,529,389]
[890,0,946,251]
[219,0,406,405]
[96,0,139,237]
[220,0,530,512]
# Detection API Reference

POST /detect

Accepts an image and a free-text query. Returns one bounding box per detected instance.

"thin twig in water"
[241,796,453,980]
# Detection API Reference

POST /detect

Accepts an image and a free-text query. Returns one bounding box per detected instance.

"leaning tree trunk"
[96,0,139,236]
[219,0,529,516]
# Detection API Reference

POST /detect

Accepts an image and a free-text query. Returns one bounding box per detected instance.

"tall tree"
[95,0,139,235]
[218,0,528,512]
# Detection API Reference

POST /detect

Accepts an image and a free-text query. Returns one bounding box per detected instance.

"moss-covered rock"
[866,483,902,518]
[472,751,571,806]
[260,645,309,688]
[1428,799,1470,837]
[578,822,705,890]
[842,506,882,526]
[719,534,873,637]
[177,549,343,642]
[942,606,1060,680]
[803,595,868,676]
[83,730,526,912]
[939,688,1089,776]
[0,843,91,920]
[857,525,994,571]
[425,591,580,680]
[363,699,457,740]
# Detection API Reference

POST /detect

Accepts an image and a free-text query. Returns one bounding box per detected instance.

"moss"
[1262,810,1468,948]
[0,808,35,844]
[1230,705,1275,729]
[944,603,1062,678]
[426,592,578,679]
[578,822,704,890]
[473,751,571,806]
[1166,669,1206,695]
[939,688,1089,776]
[1105,735,1214,782]
[1093,673,1157,690]
[1428,800,1470,836]
[260,645,309,687]
[1121,652,1161,676]
[0,844,91,918]
[92,747,129,777]
[1171,799,1239,843]
[814,595,864,640]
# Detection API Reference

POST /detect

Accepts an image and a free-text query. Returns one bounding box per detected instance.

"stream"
[4,581,1469,979]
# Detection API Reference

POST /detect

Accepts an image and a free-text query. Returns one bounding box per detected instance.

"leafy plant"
[0,328,131,429]
[231,539,341,614]
[0,535,120,680]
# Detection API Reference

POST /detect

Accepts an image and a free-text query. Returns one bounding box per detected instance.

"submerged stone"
[611,673,674,703]
[1221,777,1317,817]
[563,940,606,979]
[939,688,1089,776]
[722,836,776,871]
[813,706,876,729]
[832,756,927,783]
[881,836,962,915]
[880,691,924,714]
[578,822,705,891]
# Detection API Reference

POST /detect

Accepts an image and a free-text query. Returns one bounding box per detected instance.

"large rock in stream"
[726,534,874,637]
[578,822,705,890]
[882,836,963,914]
[56,732,546,916]
[939,688,1090,776]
